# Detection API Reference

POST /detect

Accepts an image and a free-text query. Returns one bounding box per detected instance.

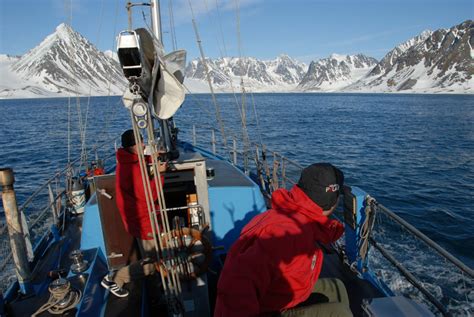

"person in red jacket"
[215,163,352,316]
[101,129,166,298]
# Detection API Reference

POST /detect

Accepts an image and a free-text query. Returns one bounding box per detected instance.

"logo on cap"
[325,184,339,193]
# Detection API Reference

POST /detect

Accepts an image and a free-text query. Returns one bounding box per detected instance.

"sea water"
[0,93,473,270]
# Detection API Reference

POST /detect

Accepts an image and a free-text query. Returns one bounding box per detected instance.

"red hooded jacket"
[214,185,344,317]
[115,148,164,240]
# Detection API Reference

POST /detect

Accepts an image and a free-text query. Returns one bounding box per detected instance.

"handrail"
[190,125,305,173]
[28,190,66,230]
[0,136,118,278]
[18,171,64,213]
[0,190,66,272]
[370,238,450,317]
[18,136,118,213]
[375,202,474,278]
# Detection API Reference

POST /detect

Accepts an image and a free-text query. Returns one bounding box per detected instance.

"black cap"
[121,129,140,148]
[297,163,344,210]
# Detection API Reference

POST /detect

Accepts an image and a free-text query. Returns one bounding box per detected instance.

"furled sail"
[150,50,187,120]
[118,28,186,120]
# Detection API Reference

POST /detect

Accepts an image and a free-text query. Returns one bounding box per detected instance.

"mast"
[150,0,162,42]
[150,0,179,159]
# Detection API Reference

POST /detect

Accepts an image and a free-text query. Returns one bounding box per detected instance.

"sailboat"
[0,1,473,316]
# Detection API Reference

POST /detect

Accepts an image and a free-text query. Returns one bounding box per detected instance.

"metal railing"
[187,125,304,195]
[0,171,67,293]
[0,138,118,293]
[368,202,473,316]
[186,124,473,316]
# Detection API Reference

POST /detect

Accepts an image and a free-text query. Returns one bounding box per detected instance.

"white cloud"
[166,0,262,25]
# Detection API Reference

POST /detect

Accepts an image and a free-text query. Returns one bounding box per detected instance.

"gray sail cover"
[122,28,186,120]
[151,50,187,119]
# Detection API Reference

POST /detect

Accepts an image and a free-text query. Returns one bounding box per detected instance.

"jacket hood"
[116,148,139,164]
[271,185,343,244]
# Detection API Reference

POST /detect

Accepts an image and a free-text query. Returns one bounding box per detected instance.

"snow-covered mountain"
[0,24,126,99]
[346,20,473,93]
[297,54,378,91]
[1,20,472,98]
[184,55,307,92]
[184,21,473,94]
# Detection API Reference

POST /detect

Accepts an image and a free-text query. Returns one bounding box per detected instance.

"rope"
[117,11,186,309]
[31,281,81,316]
[144,116,185,301]
[359,197,377,262]
[128,97,183,312]
[131,115,171,300]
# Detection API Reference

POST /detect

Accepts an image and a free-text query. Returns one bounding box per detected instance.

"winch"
[32,278,81,316]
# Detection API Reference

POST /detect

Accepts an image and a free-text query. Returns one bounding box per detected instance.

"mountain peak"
[54,23,80,43]
[299,53,377,91]
[419,29,432,38]
[329,53,346,61]
[185,55,308,89]
[349,21,473,92]
[277,54,291,60]
[7,22,126,97]
[56,23,72,33]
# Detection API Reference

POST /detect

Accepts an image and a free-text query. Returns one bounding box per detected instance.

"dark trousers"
[112,238,158,287]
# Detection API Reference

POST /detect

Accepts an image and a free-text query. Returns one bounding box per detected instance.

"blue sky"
[0,0,472,63]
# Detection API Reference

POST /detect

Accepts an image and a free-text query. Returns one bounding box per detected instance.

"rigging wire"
[188,0,228,147]
[250,90,264,146]
[81,0,110,157]
[129,114,173,301]
[67,95,72,167]
[140,7,165,58]
[61,0,88,172]
[65,0,118,171]
[79,95,91,171]
[126,4,187,308]
[213,0,229,58]
[96,0,121,145]
[64,0,73,168]
[232,0,264,148]
[233,0,252,171]
[188,0,265,162]
[168,0,178,51]
[204,0,243,124]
